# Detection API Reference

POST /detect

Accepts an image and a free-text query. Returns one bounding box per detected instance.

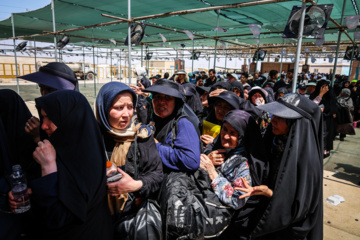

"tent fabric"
[0,0,358,49]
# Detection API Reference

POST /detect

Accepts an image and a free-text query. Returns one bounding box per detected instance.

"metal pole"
[110,50,113,82]
[97,47,99,83]
[51,0,58,61]
[248,48,251,75]
[191,39,194,73]
[119,48,122,81]
[331,0,347,86]
[349,39,356,76]
[225,50,228,72]
[34,40,38,71]
[127,0,132,85]
[176,50,178,70]
[213,10,220,70]
[92,45,96,96]
[141,44,143,67]
[11,14,20,95]
[292,1,306,93]
[83,47,86,88]
[280,38,284,74]
[34,40,39,89]
[255,38,260,75]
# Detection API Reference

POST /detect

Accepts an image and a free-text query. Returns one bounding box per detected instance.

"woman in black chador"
[310,79,336,157]
[10,90,113,239]
[239,93,323,239]
[0,89,38,240]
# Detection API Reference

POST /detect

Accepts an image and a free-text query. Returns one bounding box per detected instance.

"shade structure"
[0,0,358,50]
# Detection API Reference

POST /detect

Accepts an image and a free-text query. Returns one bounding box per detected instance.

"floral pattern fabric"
[260,111,271,136]
[211,152,252,210]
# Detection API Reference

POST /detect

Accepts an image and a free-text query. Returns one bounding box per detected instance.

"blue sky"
[0,0,49,21]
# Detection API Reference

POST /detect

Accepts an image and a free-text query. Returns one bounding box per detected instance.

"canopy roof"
[0,0,358,52]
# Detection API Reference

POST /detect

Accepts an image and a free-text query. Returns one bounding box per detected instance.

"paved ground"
[1,79,360,239]
[323,131,360,240]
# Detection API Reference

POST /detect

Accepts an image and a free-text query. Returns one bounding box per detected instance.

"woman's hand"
[33,140,57,176]
[200,135,214,146]
[200,154,218,180]
[319,85,329,98]
[25,116,41,143]
[130,85,144,95]
[235,177,273,199]
[209,89,227,98]
[107,168,143,196]
[8,188,32,212]
[208,149,226,166]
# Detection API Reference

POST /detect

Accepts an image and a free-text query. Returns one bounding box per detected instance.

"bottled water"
[106,161,122,183]
[10,165,31,214]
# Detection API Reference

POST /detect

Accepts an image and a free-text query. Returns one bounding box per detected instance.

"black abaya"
[32,90,113,239]
[253,94,323,239]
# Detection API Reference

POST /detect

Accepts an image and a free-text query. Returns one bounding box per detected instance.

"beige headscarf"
[107,119,153,214]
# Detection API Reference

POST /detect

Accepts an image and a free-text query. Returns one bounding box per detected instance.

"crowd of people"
[0,62,358,240]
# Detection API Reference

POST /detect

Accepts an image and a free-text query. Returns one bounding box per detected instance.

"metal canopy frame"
[4,0,359,91]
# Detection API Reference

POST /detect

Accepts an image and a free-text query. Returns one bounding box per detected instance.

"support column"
[127,0,132,85]
[292,1,307,93]
[83,46,86,87]
[110,50,113,82]
[191,39,194,73]
[213,10,220,70]
[11,14,20,94]
[92,45,96,96]
[331,0,347,86]
[51,0,58,61]
[279,39,284,74]
[225,50,227,72]
[141,44,143,67]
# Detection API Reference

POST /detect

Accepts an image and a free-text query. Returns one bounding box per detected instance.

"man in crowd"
[204,69,217,87]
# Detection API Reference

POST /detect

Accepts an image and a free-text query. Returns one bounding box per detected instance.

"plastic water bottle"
[106,161,122,183]
[10,165,31,214]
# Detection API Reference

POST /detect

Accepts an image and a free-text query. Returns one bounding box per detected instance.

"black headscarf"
[0,89,37,179]
[263,87,275,103]
[0,90,39,239]
[153,97,185,144]
[275,87,289,100]
[209,81,232,93]
[206,91,241,125]
[210,110,268,186]
[246,88,269,121]
[183,83,203,116]
[35,90,108,223]
[252,94,323,239]
[230,81,245,99]
[212,110,269,240]
[309,79,337,115]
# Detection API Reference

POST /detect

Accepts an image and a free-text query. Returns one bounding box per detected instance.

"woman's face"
[40,109,58,137]
[277,92,285,99]
[39,84,56,96]
[152,93,176,118]
[307,85,316,94]
[251,92,265,105]
[200,91,208,104]
[221,122,239,149]
[271,115,290,135]
[109,92,134,130]
[215,100,234,122]
[233,88,241,97]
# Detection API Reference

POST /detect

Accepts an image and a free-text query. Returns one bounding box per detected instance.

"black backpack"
[160,169,234,240]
